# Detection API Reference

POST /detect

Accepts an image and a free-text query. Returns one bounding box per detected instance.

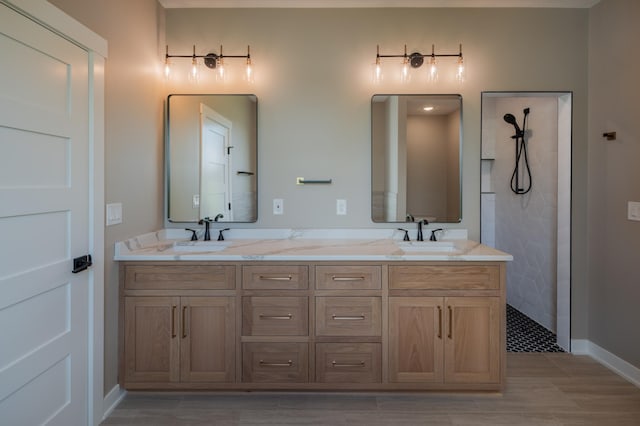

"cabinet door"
[180,297,236,383]
[124,296,180,383]
[388,297,443,383]
[444,297,501,384]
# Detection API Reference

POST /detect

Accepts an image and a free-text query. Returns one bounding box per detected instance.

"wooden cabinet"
[388,264,504,388]
[124,296,235,385]
[389,296,500,384]
[121,264,236,388]
[121,260,505,391]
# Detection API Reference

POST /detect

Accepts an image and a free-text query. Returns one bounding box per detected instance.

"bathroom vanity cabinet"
[120,260,506,391]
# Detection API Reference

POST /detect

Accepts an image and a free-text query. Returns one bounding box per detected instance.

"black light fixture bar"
[165,45,251,69]
[376,44,463,68]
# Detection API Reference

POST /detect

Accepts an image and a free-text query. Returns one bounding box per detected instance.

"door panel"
[0,4,90,424]
[444,297,501,384]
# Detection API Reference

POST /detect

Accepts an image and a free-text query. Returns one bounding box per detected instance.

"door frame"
[2,1,107,424]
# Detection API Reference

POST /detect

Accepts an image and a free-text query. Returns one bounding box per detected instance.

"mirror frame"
[371,94,462,224]
[165,93,258,223]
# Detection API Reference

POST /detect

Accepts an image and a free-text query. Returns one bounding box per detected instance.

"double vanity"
[116,229,511,392]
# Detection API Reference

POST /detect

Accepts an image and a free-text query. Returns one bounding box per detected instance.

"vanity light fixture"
[164,44,253,83]
[374,43,464,83]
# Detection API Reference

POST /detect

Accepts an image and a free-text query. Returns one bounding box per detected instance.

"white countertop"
[114,228,513,262]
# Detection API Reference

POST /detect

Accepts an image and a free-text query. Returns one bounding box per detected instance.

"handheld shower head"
[503,113,521,134]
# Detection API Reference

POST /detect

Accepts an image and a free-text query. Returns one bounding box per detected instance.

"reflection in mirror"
[167,94,257,222]
[371,94,462,223]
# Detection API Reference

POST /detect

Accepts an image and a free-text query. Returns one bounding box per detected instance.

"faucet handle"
[430,228,444,241]
[218,228,230,241]
[397,228,410,241]
[185,228,198,241]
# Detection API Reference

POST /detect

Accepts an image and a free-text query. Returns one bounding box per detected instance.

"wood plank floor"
[102,353,640,425]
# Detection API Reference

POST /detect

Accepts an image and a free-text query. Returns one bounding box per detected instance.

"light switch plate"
[628,201,640,221]
[273,198,284,215]
[106,202,123,226]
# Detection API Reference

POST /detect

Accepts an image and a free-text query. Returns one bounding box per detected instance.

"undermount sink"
[173,240,231,252]
[396,241,458,252]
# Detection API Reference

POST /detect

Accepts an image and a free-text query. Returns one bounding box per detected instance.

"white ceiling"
[159,0,600,8]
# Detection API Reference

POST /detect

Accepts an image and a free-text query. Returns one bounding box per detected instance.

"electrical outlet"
[336,199,347,215]
[628,201,640,221]
[273,198,284,215]
[192,194,200,209]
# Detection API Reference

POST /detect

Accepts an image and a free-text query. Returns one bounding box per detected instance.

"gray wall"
[588,0,640,368]
[47,0,640,391]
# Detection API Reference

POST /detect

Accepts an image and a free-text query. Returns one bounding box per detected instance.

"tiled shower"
[481,92,572,351]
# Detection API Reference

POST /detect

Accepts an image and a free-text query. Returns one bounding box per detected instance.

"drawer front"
[316,343,381,383]
[242,265,309,290]
[124,264,235,290]
[389,265,500,290]
[315,265,382,290]
[242,297,308,336]
[242,342,309,383]
[315,297,382,336]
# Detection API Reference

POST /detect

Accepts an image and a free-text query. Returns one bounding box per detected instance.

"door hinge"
[72,254,93,273]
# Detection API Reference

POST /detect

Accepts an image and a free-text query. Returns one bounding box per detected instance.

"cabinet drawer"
[242,265,309,289]
[316,343,381,383]
[315,297,381,336]
[242,342,309,383]
[124,264,235,290]
[389,265,500,290]
[242,297,308,336]
[315,265,381,290]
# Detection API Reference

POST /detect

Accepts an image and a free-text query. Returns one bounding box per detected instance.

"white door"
[200,104,233,221]
[0,4,91,425]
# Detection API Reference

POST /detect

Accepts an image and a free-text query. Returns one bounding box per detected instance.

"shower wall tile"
[492,97,558,333]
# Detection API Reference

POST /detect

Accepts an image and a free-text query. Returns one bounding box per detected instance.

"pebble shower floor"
[506,304,565,352]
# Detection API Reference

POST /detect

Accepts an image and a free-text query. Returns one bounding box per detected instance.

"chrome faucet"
[417,219,429,241]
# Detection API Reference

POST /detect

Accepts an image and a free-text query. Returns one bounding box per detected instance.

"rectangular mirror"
[371,94,462,223]
[167,94,257,223]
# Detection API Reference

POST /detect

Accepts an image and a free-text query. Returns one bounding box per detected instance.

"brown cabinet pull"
[437,306,442,339]
[259,314,293,320]
[182,306,188,338]
[331,276,365,281]
[331,361,365,368]
[259,275,292,281]
[332,314,365,320]
[259,360,293,367]
[171,305,177,338]
[448,305,453,339]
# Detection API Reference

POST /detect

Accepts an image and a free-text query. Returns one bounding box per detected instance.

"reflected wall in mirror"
[371,94,462,223]
[167,94,257,222]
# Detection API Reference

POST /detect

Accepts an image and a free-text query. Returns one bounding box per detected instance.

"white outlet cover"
[336,199,347,215]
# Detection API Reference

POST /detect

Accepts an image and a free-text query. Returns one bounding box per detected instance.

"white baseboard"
[571,339,640,388]
[102,385,127,422]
